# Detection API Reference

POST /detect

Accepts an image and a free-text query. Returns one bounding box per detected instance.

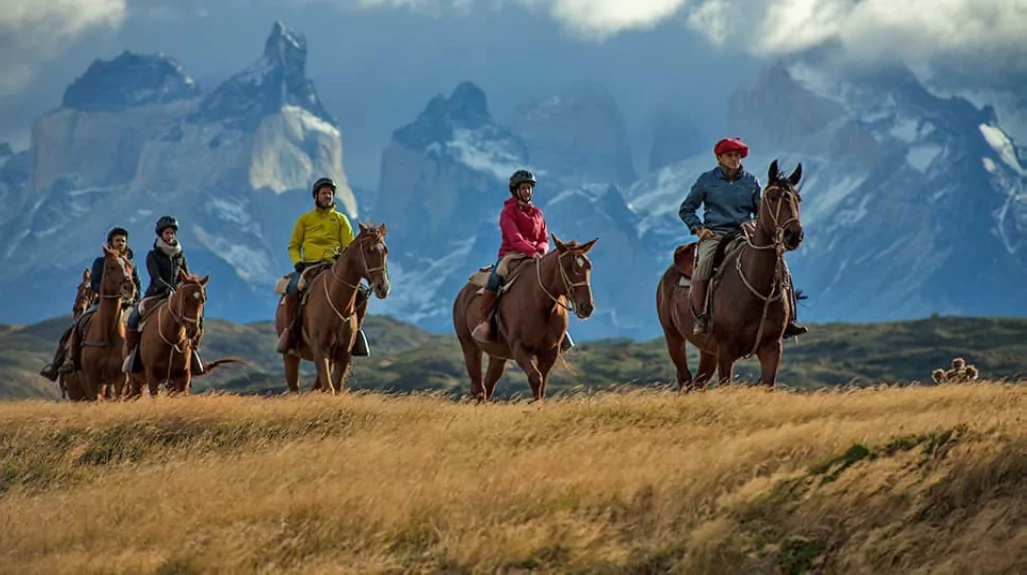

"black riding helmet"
[312,177,337,198]
[106,226,129,244]
[509,169,536,199]
[155,215,179,236]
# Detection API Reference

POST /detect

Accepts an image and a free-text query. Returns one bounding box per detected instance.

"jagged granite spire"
[61,51,199,112]
[191,20,336,129]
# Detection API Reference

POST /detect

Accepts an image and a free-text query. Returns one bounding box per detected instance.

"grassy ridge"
[0,385,1024,573]
[3,314,1027,400]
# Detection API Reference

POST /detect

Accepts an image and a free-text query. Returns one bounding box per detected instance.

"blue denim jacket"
[678,165,761,234]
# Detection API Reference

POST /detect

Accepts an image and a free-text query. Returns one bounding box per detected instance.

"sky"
[1,0,1025,188]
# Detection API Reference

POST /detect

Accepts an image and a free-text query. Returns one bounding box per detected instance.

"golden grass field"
[1,383,1025,574]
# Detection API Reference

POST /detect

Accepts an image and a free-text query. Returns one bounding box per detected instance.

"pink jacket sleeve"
[499,206,537,256]
[535,216,549,254]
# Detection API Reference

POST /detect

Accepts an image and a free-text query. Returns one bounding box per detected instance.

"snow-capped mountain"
[0,21,357,324]
[629,58,1027,323]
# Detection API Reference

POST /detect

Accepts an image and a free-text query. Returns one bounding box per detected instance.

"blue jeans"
[485,259,502,292]
[127,305,141,330]
[287,269,303,296]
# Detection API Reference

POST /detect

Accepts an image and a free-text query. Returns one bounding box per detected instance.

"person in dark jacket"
[123,215,205,375]
[42,226,141,379]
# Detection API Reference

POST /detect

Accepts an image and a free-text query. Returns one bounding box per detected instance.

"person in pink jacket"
[472,169,551,342]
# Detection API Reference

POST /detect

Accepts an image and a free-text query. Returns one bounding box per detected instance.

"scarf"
[156,237,182,258]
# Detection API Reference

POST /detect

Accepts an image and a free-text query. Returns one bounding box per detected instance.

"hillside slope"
[1,386,1024,573]
[3,315,1026,400]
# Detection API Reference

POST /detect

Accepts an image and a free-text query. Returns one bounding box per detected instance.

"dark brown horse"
[127,270,246,397]
[655,160,805,391]
[453,234,598,402]
[273,222,390,394]
[74,244,137,401]
[60,268,97,401]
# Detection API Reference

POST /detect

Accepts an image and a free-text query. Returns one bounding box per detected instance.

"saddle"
[273,262,332,296]
[672,224,750,288]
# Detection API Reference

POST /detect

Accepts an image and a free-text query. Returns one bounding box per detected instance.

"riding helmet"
[312,177,337,198]
[106,226,129,244]
[508,169,536,192]
[155,215,179,236]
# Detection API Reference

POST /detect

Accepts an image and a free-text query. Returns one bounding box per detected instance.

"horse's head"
[550,233,598,319]
[354,221,390,299]
[72,267,95,319]
[760,160,805,252]
[101,244,136,301]
[172,269,208,339]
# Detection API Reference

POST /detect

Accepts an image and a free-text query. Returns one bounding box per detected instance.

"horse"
[75,244,137,401]
[127,270,247,397]
[273,222,391,394]
[60,268,97,402]
[452,234,598,402]
[655,160,805,392]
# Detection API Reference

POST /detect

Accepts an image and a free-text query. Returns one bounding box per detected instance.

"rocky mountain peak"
[61,51,200,112]
[191,20,335,129]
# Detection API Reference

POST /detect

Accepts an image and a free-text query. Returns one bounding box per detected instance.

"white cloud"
[0,0,127,95]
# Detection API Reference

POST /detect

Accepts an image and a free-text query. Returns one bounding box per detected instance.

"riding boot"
[191,349,205,374]
[58,339,80,375]
[471,291,498,342]
[560,332,574,352]
[41,327,74,381]
[690,279,710,335]
[783,278,808,337]
[121,328,140,374]
[276,295,300,354]
[352,329,370,357]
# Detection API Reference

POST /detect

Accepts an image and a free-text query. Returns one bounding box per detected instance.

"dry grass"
[1,383,1025,574]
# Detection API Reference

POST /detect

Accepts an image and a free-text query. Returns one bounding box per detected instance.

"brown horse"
[273,222,391,394]
[656,160,805,391]
[74,244,137,400]
[127,270,246,397]
[60,268,97,401]
[453,234,598,402]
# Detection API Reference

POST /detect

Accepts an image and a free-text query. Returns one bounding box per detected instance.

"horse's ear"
[380,222,387,236]
[83,268,90,280]
[200,274,210,286]
[358,221,368,234]
[768,159,780,183]
[580,237,599,254]
[551,233,566,252]
[788,162,803,187]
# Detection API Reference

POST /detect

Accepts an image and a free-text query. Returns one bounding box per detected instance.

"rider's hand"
[695,227,715,241]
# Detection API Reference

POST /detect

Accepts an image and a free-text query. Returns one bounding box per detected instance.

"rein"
[733,183,799,358]
[82,254,132,348]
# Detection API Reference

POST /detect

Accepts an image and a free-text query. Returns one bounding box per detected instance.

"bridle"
[158,280,206,351]
[535,251,592,318]
[322,231,388,323]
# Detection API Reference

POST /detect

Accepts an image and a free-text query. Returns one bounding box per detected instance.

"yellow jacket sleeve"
[288,214,306,265]
[338,213,354,249]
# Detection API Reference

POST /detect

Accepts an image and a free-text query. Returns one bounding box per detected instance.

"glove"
[294,262,305,274]
[695,227,715,240]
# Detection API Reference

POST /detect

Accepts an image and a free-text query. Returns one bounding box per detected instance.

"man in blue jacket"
[678,138,807,337]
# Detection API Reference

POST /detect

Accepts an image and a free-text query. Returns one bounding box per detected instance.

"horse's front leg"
[534,345,560,400]
[755,339,783,390]
[511,344,543,401]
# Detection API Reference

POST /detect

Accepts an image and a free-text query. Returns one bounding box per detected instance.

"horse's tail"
[197,358,249,376]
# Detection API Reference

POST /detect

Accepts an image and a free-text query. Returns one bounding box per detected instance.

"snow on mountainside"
[630,58,1027,323]
[0,21,357,324]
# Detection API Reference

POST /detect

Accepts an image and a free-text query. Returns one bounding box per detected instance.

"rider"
[471,169,573,350]
[123,215,205,375]
[678,137,808,337]
[278,176,370,356]
[42,226,142,378]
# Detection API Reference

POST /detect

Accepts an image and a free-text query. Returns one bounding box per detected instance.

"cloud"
[0,0,127,96]
[353,0,1027,76]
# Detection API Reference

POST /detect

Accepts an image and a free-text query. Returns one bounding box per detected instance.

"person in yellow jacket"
[277,177,370,356]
